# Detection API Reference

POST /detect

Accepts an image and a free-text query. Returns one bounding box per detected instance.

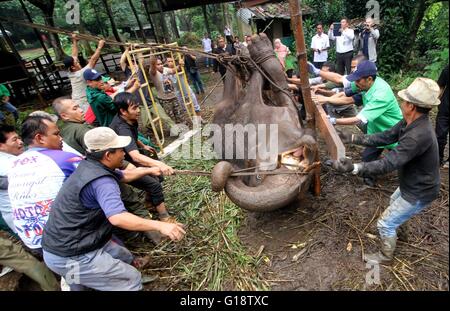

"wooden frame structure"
[125,43,197,152]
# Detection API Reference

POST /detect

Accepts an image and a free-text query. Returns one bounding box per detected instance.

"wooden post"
[288,0,345,161]
[128,0,147,43]
[100,0,124,52]
[19,0,52,64]
[288,0,315,129]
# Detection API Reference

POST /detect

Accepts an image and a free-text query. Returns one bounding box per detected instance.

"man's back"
[68,65,90,109]
[357,77,403,135]
[61,121,94,155]
[202,38,212,52]
[86,86,116,126]
[398,116,440,203]
[8,148,82,249]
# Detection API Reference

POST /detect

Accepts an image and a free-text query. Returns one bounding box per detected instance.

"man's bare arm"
[335,116,360,125]
[119,47,129,72]
[71,34,79,58]
[319,71,344,85]
[88,40,106,68]
[128,150,174,175]
[315,93,355,106]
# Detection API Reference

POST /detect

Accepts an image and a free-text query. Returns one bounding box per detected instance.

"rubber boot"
[364,236,397,265]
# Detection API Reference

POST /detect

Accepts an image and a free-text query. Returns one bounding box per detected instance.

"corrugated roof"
[248,1,314,20]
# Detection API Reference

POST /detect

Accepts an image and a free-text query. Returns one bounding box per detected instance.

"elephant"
[210,33,319,212]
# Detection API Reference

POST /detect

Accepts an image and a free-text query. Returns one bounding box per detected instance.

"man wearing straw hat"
[333,77,441,264]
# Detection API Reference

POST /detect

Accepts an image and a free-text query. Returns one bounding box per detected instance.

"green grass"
[133,136,269,290]
[157,156,269,290]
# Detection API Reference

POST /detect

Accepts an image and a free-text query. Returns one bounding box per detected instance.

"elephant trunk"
[224,173,308,212]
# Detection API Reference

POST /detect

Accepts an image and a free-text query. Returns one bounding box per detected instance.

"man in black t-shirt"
[436,65,449,167]
[110,92,177,223]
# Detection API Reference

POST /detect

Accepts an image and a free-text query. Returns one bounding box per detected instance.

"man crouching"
[42,127,185,291]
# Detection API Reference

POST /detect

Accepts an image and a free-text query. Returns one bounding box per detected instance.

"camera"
[354,23,365,34]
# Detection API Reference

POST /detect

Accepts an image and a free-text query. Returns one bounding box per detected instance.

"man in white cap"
[42,127,185,291]
[332,77,441,264]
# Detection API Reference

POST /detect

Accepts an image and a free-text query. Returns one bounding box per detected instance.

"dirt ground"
[201,73,449,291]
[1,71,448,291]
[239,143,449,291]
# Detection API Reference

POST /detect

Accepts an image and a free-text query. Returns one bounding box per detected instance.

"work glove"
[326,115,336,125]
[307,61,321,76]
[332,157,354,173]
[336,129,353,144]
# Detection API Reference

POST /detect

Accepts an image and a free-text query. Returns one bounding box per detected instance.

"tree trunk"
[156,0,169,42]
[142,0,158,43]
[90,0,107,38]
[202,5,211,36]
[44,18,65,61]
[404,0,429,63]
[77,24,94,57]
[170,12,180,39]
[26,0,65,60]
[100,0,124,51]
[128,0,147,43]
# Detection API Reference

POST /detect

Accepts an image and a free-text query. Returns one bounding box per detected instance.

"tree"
[344,0,443,75]
[27,0,65,60]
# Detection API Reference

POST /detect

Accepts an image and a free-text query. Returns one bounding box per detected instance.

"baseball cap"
[346,60,378,81]
[397,77,441,108]
[84,127,131,153]
[83,68,103,81]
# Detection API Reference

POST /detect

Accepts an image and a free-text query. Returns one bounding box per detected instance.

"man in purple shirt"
[7,115,83,257]
[42,127,186,291]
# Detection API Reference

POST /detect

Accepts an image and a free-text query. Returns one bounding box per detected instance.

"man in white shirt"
[224,26,233,44]
[0,124,24,232]
[201,33,213,68]
[63,34,105,113]
[8,115,83,257]
[310,23,330,69]
[328,18,355,75]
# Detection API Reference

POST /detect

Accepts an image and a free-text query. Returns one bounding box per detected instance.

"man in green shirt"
[52,96,93,154]
[0,84,18,125]
[84,68,139,126]
[328,61,403,185]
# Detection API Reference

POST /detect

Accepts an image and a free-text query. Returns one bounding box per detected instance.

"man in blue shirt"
[42,127,185,291]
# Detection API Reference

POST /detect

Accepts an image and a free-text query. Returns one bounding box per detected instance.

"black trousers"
[336,50,353,75]
[436,96,449,163]
[129,175,165,207]
[314,61,325,69]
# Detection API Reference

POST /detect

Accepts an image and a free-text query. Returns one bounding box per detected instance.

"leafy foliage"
[177,32,201,48]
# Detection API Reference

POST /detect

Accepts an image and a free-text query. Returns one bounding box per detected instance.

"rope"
[1,17,298,107]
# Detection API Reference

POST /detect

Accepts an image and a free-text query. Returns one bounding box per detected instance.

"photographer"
[358,18,380,63]
[329,18,354,75]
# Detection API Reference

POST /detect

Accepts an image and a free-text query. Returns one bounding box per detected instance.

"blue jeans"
[43,239,142,291]
[377,188,431,238]
[204,56,212,67]
[0,102,19,121]
[188,70,205,94]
